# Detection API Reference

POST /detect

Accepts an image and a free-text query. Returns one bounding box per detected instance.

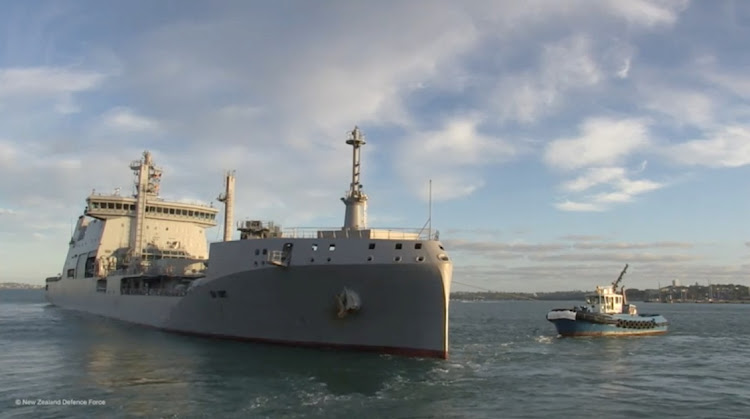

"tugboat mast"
[341,126,368,230]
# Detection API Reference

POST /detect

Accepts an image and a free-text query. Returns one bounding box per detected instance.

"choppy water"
[2,290,749,419]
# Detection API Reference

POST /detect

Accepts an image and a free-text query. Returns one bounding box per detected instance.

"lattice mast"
[217,170,236,241]
[129,151,162,262]
[341,126,368,230]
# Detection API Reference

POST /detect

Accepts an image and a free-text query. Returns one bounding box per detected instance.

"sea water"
[1,290,749,418]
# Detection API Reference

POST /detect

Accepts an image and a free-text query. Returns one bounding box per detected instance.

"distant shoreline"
[4,283,748,304]
[0,283,45,290]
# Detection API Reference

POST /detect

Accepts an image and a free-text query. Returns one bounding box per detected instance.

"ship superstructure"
[63,151,218,280]
[46,127,453,358]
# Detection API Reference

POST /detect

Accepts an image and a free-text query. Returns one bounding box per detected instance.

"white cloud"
[100,107,161,133]
[555,200,606,212]
[396,116,519,201]
[669,126,750,167]
[603,0,688,27]
[618,178,663,195]
[642,86,716,127]
[544,117,650,170]
[562,167,626,192]
[0,67,104,97]
[553,157,664,212]
[555,170,664,212]
[617,57,631,78]
[493,35,605,123]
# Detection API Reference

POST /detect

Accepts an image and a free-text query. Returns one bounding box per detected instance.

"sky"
[1,0,749,292]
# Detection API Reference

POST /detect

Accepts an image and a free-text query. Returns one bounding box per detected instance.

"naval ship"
[45,127,453,358]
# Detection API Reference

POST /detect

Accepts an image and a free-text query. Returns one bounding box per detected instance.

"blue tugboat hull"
[547,312,669,337]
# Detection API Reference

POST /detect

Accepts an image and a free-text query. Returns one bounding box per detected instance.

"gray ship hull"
[47,263,451,358]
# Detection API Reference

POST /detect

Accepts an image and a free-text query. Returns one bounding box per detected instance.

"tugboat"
[546,264,668,337]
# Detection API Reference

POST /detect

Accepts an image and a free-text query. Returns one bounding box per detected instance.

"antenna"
[428,179,432,239]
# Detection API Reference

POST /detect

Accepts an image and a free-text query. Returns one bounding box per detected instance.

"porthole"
[367,256,373,262]
[327,257,332,262]
[394,256,402,262]
[310,258,315,263]
[416,256,425,262]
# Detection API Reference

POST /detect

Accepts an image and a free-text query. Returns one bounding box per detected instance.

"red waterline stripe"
[158,327,448,359]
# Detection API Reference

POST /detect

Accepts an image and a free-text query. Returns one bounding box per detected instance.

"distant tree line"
[451,283,750,302]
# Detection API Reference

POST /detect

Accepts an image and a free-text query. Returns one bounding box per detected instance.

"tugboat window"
[368,243,376,249]
[329,244,336,251]
[395,243,402,250]
[414,243,422,249]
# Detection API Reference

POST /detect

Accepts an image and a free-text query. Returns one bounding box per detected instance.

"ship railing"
[275,227,440,240]
[120,288,187,297]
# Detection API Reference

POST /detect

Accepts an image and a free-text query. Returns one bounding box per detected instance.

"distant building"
[672,279,680,287]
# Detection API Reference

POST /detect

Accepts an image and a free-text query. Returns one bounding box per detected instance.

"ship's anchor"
[336,287,361,318]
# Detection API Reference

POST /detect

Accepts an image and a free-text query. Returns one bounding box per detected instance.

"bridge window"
[329,244,336,251]
[189,211,194,216]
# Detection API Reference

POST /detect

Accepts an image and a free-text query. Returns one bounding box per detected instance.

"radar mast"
[341,126,368,230]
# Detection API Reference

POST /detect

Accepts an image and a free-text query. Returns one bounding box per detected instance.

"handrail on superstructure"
[234,221,440,241]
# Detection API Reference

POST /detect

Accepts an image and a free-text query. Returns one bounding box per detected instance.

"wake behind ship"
[45,127,453,358]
